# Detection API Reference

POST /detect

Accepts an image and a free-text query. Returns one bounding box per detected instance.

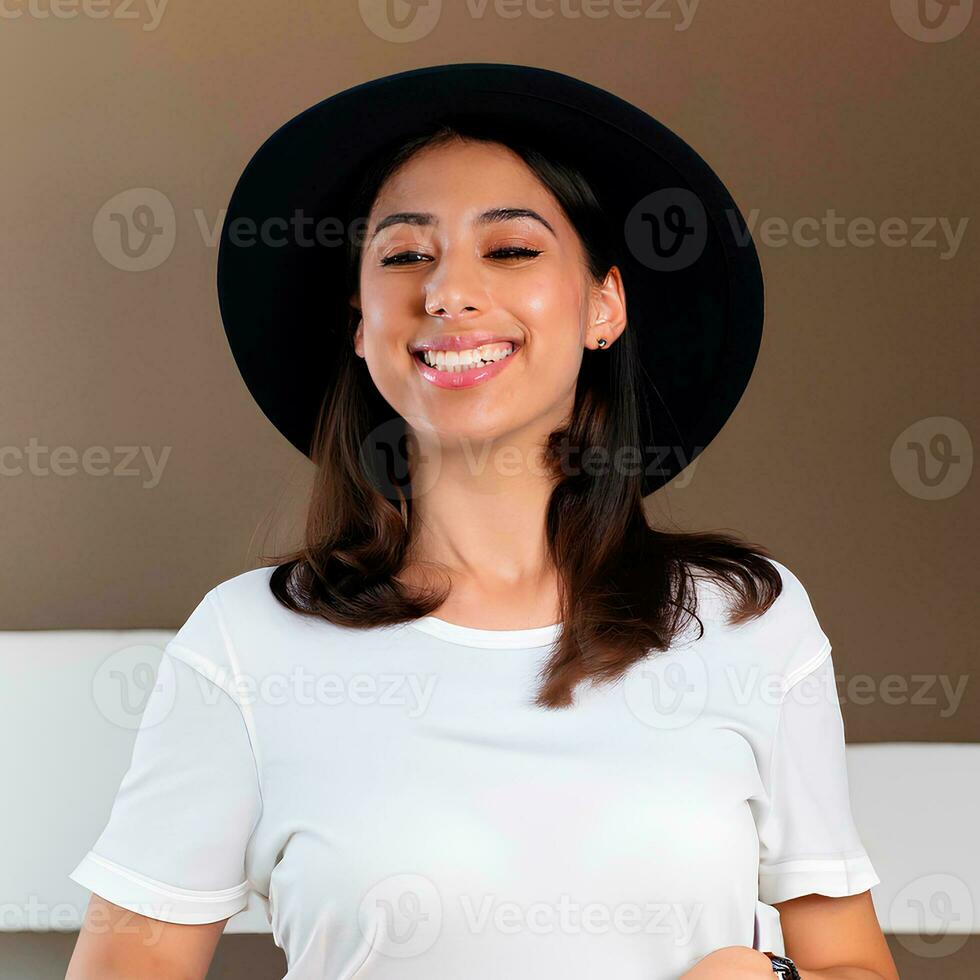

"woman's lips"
[412,347,520,389]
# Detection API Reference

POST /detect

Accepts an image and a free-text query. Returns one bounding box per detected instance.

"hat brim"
[216,62,764,496]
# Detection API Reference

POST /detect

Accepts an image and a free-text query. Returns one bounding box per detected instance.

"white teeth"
[420,342,516,372]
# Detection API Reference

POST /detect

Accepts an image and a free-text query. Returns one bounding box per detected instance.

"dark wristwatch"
[764,952,802,978]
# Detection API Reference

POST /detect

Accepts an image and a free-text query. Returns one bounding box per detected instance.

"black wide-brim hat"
[216,62,764,497]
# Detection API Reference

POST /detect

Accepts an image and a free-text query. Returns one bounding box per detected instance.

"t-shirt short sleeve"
[68,590,263,925]
[755,643,880,905]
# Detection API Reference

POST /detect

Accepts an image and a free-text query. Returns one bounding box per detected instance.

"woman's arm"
[680,891,900,980]
[776,891,900,979]
[65,894,228,980]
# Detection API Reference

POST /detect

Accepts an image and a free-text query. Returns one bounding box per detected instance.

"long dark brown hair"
[262,120,783,709]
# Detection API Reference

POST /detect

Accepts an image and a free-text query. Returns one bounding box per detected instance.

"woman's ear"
[588,265,628,350]
[350,292,364,358]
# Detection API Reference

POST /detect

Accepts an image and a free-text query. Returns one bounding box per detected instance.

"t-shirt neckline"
[407,615,562,649]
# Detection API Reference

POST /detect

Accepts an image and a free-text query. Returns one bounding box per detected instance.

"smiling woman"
[273,119,768,714]
[347,133,624,430]
[65,64,899,980]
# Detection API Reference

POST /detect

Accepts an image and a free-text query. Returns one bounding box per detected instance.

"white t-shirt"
[69,557,879,978]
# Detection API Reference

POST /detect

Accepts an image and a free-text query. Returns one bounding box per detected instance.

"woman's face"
[352,138,625,453]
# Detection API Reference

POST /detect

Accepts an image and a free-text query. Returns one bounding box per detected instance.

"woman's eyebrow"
[370,207,556,241]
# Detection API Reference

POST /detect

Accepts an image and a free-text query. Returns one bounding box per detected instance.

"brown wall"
[2,2,976,747]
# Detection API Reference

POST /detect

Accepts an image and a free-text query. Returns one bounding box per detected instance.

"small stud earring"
[596,338,607,348]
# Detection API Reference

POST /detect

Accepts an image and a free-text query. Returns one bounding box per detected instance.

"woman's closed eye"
[379,246,543,267]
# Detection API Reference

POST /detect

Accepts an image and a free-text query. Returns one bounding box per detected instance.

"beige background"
[2,11,976,730]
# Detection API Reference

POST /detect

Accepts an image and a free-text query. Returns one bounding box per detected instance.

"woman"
[66,64,899,979]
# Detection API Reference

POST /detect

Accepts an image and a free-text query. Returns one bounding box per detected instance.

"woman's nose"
[425,298,478,317]
[423,252,490,320]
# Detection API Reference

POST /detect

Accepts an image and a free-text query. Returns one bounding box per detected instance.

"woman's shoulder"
[207,562,279,611]
[164,565,291,685]
[696,554,833,695]
[203,563,321,645]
